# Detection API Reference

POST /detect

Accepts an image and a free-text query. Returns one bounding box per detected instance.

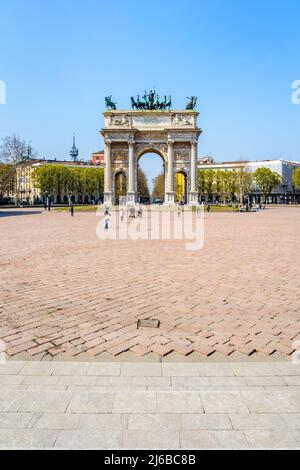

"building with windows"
[14,158,104,205]
[198,158,300,203]
[91,151,105,167]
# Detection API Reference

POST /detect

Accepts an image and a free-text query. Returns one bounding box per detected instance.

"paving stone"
[198,363,234,377]
[126,413,181,430]
[121,363,162,377]
[113,391,156,414]
[26,384,68,391]
[231,363,275,377]
[180,430,249,449]
[0,412,34,429]
[35,413,80,430]
[20,362,53,376]
[18,391,73,413]
[122,430,180,450]
[96,376,132,387]
[162,364,200,377]
[0,429,57,449]
[241,390,300,413]
[181,414,232,430]
[55,430,122,450]
[271,363,300,376]
[0,390,27,412]
[22,376,60,386]
[171,377,210,390]
[1,210,300,359]
[58,376,98,386]
[67,392,115,414]
[243,376,286,387]
[51,362,89,376]
[87,363,121,376]
[229,413,300,430]
[0,375,24,385]
[0,362,25,375]
[78,414,122,430]
[132,377,171,388]
[282,376,300,386]
[200,391,249,414]
[157,392,203,413]
[208,377,246,389]
[244,430,299,449]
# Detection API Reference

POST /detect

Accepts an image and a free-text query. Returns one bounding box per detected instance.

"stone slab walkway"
[0,361,299,449]
[0,208,299,359]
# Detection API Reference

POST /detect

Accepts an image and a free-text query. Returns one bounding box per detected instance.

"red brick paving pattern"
[0,208,299,358]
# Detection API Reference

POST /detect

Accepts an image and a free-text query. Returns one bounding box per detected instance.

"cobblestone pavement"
[0,208,299,359]
[0,361,299,449]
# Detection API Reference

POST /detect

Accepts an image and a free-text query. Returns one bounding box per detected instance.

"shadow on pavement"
[0,210,43,218]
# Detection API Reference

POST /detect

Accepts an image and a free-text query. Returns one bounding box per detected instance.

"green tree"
[32,164,58,194]
[219,171,235,204]
[198,169,206,200]
[152,173,165,198]
[213,170,224,201]
[205,169,215,201]
[235,168,253,204]
[292,168,300,190]
[253,167,282,203]
[0,164,16,203]
[32,165,104,202]
[138,169,150,199]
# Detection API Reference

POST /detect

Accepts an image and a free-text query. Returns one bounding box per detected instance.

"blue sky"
[0,0,300,185]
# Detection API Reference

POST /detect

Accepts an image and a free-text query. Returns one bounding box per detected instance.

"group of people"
[239,202,265,212]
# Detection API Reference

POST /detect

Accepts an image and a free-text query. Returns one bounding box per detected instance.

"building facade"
[198,159,300,203]
[14,159,103,205]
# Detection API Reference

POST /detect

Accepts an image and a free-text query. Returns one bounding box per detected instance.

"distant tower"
[70,133,79,161]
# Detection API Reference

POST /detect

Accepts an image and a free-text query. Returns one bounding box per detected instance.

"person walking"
[104,211,111,230]
[120,207,124,223]
[70,205,74,217]
[177,205,181,218]
[207,205,211,213]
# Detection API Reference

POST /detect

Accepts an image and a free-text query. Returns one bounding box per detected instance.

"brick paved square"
[0,208,299,359]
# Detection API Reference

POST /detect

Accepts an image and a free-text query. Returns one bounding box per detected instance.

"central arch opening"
[137,152,165,204]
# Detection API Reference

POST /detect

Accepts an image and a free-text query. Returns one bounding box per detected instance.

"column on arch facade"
[104,139,112,205]
[127,140,136,204]
[189,139,198,205]
[165,139,175,204]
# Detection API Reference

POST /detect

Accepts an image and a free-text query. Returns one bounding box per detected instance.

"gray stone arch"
[101,109,202,205]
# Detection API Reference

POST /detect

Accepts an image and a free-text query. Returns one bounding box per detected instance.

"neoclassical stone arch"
[101,110,202,205]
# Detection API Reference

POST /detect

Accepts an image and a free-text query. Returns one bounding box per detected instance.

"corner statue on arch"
[101,91,202,206]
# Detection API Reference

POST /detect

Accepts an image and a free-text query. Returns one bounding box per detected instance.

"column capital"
[105,139,112,146]
[167,139,175,147]
[128,140,136,147]
[190,139,198,146]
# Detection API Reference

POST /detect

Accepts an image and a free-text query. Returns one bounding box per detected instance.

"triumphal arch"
[101,92,202,205]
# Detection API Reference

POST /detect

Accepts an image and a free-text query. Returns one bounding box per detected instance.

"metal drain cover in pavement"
[137,319,160,329]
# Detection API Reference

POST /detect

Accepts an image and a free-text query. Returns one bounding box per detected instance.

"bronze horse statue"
[186,96,197,110]
[131,91,172,110]
[105,96,117,110]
